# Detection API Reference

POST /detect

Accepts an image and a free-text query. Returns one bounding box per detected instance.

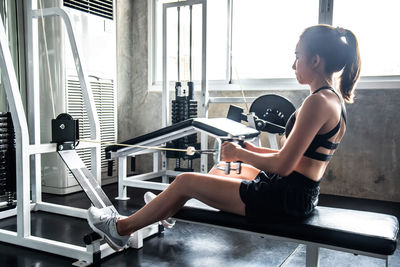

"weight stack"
[167,82,200,164]
[0,112,16,203]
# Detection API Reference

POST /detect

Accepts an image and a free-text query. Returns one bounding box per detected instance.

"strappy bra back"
[284,86,347,161]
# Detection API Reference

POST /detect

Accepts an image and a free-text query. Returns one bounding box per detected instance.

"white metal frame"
[162,0,208,176]
[112,121,261,199]
[0,1,118,265]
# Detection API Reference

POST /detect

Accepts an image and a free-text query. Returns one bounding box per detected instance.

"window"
[232,0,318,79]
[154,0,227,83]
[333,0,400,76]
[151,0,400,88]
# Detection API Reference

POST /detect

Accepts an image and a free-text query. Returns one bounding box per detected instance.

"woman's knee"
[172,173,197,195]
[174,173,194,186]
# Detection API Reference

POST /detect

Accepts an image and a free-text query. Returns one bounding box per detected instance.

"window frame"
[148,0,400,92]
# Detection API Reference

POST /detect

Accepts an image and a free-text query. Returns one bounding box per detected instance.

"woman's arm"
[221,94,330,176]
[243,141,279,154]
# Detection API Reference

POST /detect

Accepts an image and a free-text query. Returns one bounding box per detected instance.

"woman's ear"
[311,54,321,69]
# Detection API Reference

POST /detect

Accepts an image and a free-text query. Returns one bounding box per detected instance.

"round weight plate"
[56,113,73,120]
[249,94,296,134]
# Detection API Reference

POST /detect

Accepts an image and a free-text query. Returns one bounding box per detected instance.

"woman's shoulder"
[302,92,330,111]
[298,92,338,124]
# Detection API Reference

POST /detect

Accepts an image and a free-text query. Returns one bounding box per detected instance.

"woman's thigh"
[175,172,246,216]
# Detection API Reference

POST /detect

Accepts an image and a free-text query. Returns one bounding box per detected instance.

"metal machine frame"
[113,0,210,200]
[162,0,208,175]
[0,1,121,265]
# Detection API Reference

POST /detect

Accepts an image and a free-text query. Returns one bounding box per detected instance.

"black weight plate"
[249,94,296,134]
[0,144,8,150]
[55,113,73,120]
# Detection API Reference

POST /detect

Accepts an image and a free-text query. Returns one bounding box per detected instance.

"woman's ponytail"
[340,29,361,103]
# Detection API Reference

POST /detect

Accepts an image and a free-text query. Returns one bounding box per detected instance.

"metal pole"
[24,0,42,205]
[0,13,31,237]
[177,6,180,82]
[200,0,208,172]
[189,5,192,81]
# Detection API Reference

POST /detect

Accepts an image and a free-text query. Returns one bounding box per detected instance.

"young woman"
[87,24,361,251]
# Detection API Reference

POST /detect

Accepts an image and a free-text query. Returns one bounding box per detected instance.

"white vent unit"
[66,76,116,182]
[63,0,113,20]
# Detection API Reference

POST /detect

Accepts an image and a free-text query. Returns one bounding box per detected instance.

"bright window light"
[333,0,400,76]
[231,0,318,79]
[155,0,227,83]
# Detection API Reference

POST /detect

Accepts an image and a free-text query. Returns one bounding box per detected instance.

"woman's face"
[292,40,313,85]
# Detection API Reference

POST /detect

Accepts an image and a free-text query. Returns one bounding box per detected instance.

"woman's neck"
[309,76,333,94]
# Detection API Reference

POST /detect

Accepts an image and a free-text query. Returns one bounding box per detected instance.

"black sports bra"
[284,86,347,161]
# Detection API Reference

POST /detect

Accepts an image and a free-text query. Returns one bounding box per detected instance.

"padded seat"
[173,205,399,256]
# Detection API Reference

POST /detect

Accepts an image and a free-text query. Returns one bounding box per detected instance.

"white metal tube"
[0,15,31,237]
[162,4,168,128]
[35,202,87,219]
[116,156,129,200]
[25,0,42,205]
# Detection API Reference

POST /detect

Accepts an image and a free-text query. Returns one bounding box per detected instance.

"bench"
[171,205,399,266]
[104,118,399,265]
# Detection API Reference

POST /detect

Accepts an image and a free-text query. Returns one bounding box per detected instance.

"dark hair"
[300,24,361,103]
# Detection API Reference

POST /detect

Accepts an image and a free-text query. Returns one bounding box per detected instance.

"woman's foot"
[144,191,176,229]
[87,206,129,251]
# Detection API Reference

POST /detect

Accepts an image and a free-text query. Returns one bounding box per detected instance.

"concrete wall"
[115,1,400,202]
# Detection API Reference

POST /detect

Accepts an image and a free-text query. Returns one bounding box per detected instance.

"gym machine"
[166,3,200,172]
[0,2,128,265]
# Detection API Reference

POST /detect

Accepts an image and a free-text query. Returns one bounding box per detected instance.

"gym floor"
[0,180,399,267]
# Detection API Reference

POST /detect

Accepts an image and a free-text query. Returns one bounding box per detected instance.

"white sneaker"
[87,206,129,251]
[144,192,176,229]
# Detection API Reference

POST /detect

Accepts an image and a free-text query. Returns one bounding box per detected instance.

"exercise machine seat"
[173,205,399,256]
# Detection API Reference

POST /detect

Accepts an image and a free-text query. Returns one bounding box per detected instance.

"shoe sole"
[87,215,124,252]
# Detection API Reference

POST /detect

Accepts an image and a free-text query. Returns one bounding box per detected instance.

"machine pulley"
[51,113,79,151]
[227,94,296,135]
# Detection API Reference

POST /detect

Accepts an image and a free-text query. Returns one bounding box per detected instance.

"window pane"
[333,0,400,76]
[207,0,227,80]
[155,0,227,83]
[232,0,318,79]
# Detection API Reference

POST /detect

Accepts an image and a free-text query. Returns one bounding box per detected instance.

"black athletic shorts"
[239,171,320,220]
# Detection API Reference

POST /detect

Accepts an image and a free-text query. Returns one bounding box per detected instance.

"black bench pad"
[173,205,399,256]
[105,118,260,154]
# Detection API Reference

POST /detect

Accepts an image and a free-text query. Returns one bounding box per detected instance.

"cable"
[177,6,181,82]
[78,139,216,156]
[234,66,249,113]
[189,5,192,82]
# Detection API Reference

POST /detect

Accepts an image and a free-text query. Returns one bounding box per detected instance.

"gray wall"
[116,1,400,202]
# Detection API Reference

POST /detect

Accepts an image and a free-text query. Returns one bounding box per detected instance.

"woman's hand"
[221,142,243,162]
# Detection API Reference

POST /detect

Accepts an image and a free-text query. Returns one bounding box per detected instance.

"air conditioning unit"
[40,0,117,194]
